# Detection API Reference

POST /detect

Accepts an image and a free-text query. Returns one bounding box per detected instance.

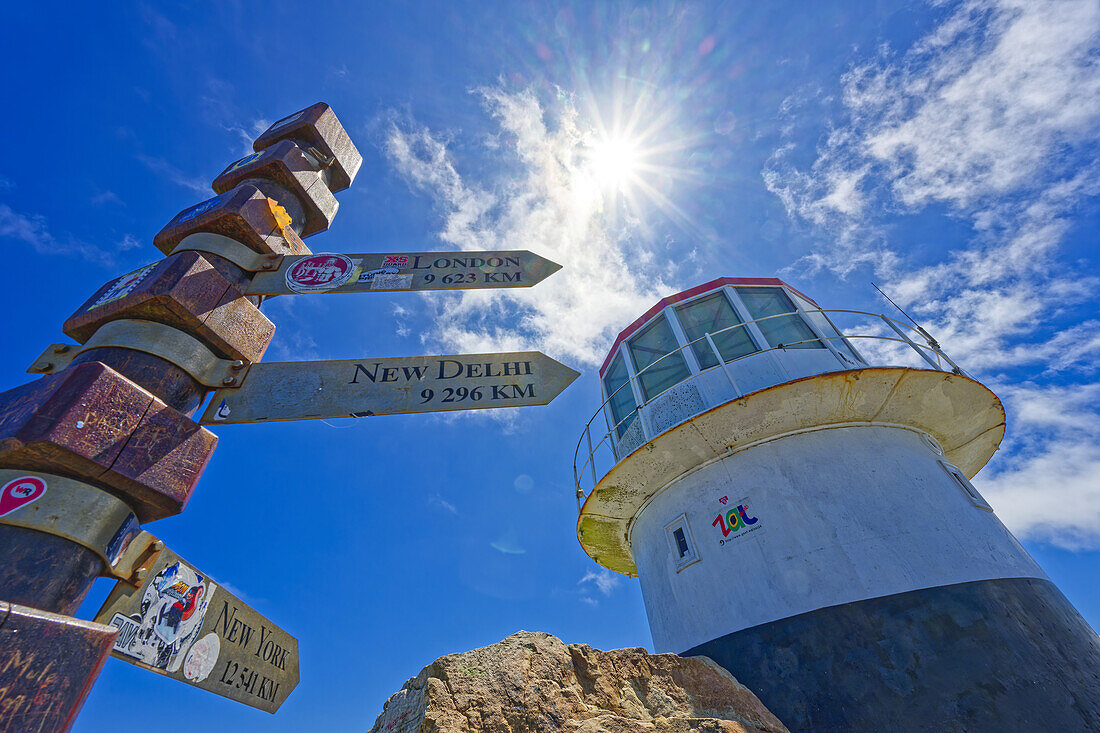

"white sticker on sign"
[183,633,221,682]
[371,273,413,290]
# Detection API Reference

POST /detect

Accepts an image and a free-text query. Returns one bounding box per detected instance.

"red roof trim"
[598,277,820,376]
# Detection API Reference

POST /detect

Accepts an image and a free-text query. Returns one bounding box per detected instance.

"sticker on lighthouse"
[711,496,761,545]
[0,476,47,517]
[109,561,217,673]
[284,253,356,293]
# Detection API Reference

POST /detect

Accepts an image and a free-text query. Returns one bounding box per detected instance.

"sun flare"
[588,135,642,189]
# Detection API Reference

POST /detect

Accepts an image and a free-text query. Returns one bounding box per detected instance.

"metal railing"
[572,309,965,512]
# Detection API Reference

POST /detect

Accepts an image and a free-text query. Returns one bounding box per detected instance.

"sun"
[588,135,642,190]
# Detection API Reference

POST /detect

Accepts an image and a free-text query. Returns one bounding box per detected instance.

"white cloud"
[0,203,129,264]
[428,493,458,515]
[135,154,209,194]
[977,383,1100,550]
[764,0,1100,548]
[90,190,123,206]
[579,569,621,596]
[384,86,672,367]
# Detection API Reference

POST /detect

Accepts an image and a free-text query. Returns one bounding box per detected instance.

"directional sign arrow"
[246,249,561,296]
[95,540,298,713]
[199,351,580,425]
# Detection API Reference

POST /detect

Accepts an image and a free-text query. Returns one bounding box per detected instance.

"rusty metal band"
[0,469,143,576]
[74,319,251,387]
[169,232,283,272]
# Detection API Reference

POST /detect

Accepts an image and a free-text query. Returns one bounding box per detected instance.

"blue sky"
[2,1,1098,730]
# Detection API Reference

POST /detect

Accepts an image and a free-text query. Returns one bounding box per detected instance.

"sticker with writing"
[88,263,158,310]
[712,496,761,545]
[109,560,215,673]
[371,273,413,290]
[184,633,221,682]
[284,254,355,293]
[95,546,299,712]
[0,476,46,517]
[358,266,400,284]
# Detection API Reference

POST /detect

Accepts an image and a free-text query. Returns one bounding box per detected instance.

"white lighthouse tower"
[573,277,1100,731]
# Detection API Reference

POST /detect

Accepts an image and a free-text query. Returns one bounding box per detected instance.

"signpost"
[0,101,580,726]
[95,543,298,713]
[247,249,561,296]
[201,351,579,424]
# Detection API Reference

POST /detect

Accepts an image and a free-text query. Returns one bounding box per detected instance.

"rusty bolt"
[230,360,245,370]
[53,345,71,354]
[152,540,165,552]
[222,376,237,386]
[34,362,53,372]
[262,261,275,269]
[135,568,148,582]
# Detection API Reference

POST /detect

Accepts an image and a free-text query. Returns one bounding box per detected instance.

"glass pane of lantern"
[676,292,758,368]
[628,315,692,400]
[602,352,638,437]
[736,287,823,349]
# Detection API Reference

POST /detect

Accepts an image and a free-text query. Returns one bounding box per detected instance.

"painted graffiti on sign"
[0,476,46,517]
[109,561,215,673]
[88,263,158,309]
[95,545,299,712]
[712,497,760,545]
[284,254,356,293]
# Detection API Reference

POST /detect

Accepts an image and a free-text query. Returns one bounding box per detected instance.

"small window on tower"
[939,460,993,512]
[665,514,700,571]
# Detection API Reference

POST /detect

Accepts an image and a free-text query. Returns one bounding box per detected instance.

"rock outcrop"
[370,631,787,733]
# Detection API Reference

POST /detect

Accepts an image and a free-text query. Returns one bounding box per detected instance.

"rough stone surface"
[370,632,787,733]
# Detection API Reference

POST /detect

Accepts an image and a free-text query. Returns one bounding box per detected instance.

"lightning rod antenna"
[871,281,940,349]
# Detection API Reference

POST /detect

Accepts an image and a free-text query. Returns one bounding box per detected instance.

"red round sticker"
[0,476,47,517]
[284,254,355,293]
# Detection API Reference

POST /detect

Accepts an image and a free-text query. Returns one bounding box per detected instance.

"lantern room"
[597,277,865,460]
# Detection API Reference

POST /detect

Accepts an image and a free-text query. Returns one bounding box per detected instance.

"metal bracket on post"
[169,232,284,273]
[26,319,251,387]
[0,470,148,578]
[108,530,164,586]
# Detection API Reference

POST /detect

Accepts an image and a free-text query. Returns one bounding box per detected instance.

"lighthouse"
[573,277,1100,731]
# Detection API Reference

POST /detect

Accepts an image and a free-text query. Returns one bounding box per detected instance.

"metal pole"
[706,332,741,396]
[879,315,943,371]
[586,424,598,491]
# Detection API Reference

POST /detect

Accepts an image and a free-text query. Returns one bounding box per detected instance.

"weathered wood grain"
[0,602,116,733]
[153,182,312,257]
[0,362,217,521]
[63,251,275,364]
[253,102,363,192]
[212,140,338,236]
